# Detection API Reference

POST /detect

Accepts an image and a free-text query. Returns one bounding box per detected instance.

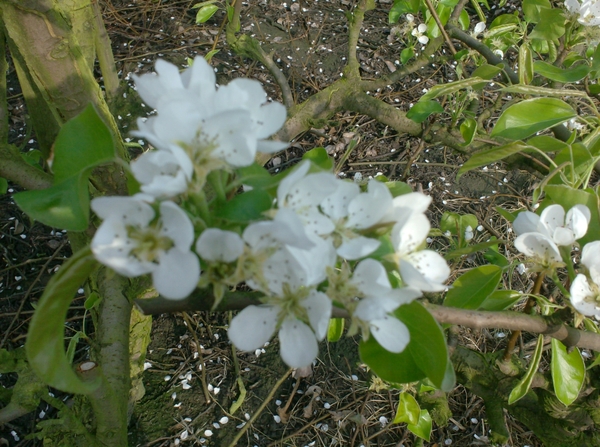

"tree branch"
[135,292,600,352]
[0,144,53,190]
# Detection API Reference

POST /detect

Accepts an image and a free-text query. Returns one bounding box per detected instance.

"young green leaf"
[551,339,585,406]
[444,265,502,309]
[480,290,523,311]
[195,4,219,24]
[406,100,444,124]
[25,247,100,394]
[407,409,432,441]
[508,334,544,404]
[327,318,344,342]
[534,61,590,83]
[491,98,576,141]
[393,392,420,425]
[457,141,532,179]
[214,189,272,223]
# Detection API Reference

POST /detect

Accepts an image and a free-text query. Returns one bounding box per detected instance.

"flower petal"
[159,201,194,250]
[400,251,450,292]
[513,211,540,236]
[279,318,319,368]
[392,212,430,256]
[154,249,200,300]
[570,274,600,317]
[346,180,392,229]
[514,232,562,265]
[321,180,360,221]
[370,315,410,353]
[196,228,244,262]
[302,291,332,341]
[566,205,590,240]
[337,236,381,260]
[228,305,278,351]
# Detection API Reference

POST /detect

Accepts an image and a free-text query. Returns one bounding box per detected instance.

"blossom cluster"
[512,203,600,318]
[565,0,600,26]
[90,58,450,368]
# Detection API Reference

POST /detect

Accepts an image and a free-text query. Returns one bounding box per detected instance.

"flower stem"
[502,272,545,362]
[226,368,292,447]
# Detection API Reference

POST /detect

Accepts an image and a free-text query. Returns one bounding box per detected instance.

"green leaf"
[360,302,447,387]
[0,177,7,194]
[400,47,415,65]
[235,163,278,190]
[386,180,413,197]
[529,8,565,40]
[389,0,421,23]
[471,64,503,80]
[406,100,444,123]
[444,265,502,309]
[214,189,272,223]
[457,141,531,179]
[51,104,115,184]
[544,185,600,244]
[407,409,432,441]
[522,0,551,23]
[393,392,420,425]
[491,98,576,141]
[421,77,488,101]
[445,239,507,261]
[303,147,333,171]
[460,118,477,145]
[22,149,43,167]
[551,339,585,406]
[440,212,477,237]
[519,44,534,84]
[195,4,219,24]
[84,291,102,311]
[508,334,544,404]
[480,290,523,311]
[496,206,519,223]
[204,49,220,63]
[327,318,344,342]
[25,247,100,394]
[13,175,90,231]
[534,61,590,83]
[482,245,509,267]
[66,332,84,364]
[527,135,570,153]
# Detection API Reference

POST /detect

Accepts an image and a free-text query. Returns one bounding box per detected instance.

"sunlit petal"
[279,319,319,368]
[228,305,279,351]
[370,315,410,353]
[154,249,200,300]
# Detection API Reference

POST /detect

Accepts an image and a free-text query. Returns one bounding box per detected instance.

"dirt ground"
[0,0,546,446]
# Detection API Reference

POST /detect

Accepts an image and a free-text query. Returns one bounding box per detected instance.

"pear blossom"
[276,160,338,236]
[196,228,244,263]
[320,179,394,259]
[91,196,200,299]
[565,0,600,26]
[228,236,335,368]
[350,259,421,352]
[390,206,450,292]
[412,23,429,45]
[570,241,600,316]
[513,204,590,247]
[130,146,193,198]
[131,57,288,193]
[514,232,563,272]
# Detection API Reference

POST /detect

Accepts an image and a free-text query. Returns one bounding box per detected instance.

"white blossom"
[570,241,600,316]
[411,23,429,45]
[351,259,420,352]
[473,21,486,37]
[130,146,193,198]
[196,228,244,263]
[132,57,288,192]
[514,232,563,272]
[565,0,600,26]
[513,204,590,247]
[91,196,200,299]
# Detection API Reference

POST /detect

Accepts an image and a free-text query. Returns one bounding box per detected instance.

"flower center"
[128,225,173,263]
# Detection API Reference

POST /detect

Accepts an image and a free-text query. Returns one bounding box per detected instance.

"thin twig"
[227,368,292,447]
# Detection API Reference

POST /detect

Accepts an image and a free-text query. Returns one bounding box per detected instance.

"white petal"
[279,319,319,368]
[418,35,429,45]
[352,259,392,298]
[337,236,381,260]
[539,204,565,235]
[255,102,287,139]
[257,139,289,154]
[131,150,190,198]
[355,296,399,321]
[283,172,338,210]
[392,212,430,256]
[346,180,392,229]
[196,228,244,262]
[91,196,154,225]
[154,249,200,300]
[513,211,540,236]
[581,241,600,286]
[514,233,562,264]
[565,0,581,13]
[159,201,194,250]
[370,315,410,353]
[570,274,600,317]
[474,21,486,34]
[299,208,335,236]
[552,227,576,247]
[566,205,590,240]
[277,161,311,206]
[182,56,216,95]
[228,305,278,351]
[320,180,360,221]
[302,291,332,340]
[400,251,450,292]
